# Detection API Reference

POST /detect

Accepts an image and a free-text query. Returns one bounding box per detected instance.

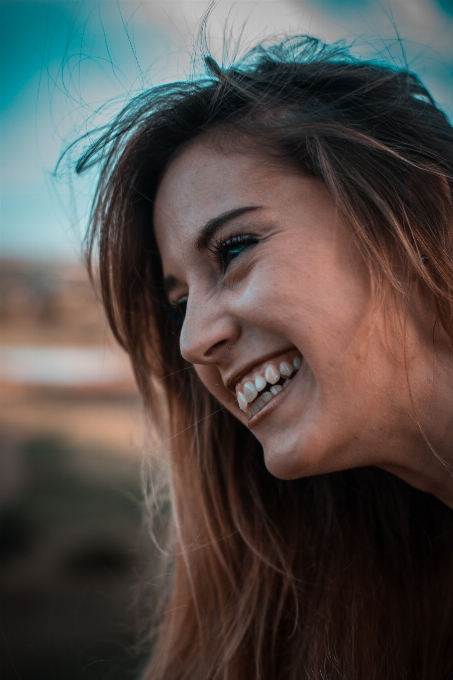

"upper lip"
[224,347,295,393]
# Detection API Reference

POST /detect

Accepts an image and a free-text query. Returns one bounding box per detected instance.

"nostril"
[204,338,228,358]
[179,308,240,364]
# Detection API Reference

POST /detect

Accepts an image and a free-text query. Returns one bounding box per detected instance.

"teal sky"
[1,0,452,261]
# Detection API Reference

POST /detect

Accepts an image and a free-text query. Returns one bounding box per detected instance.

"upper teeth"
[254,375,266,392]
[264,364,280,384]
[279,361,293,377]
[237,391,248,411]
[236,356,301,413]
[243,381,258,402]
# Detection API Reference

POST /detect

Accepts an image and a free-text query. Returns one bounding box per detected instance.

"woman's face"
[153,137,450,485]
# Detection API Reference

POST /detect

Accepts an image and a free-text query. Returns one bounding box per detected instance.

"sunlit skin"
[153,137,453,508]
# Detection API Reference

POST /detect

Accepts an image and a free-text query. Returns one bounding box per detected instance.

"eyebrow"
[195,205,261,251]
[163,205,261,296]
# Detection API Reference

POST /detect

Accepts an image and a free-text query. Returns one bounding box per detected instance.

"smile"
[235,352,302,417]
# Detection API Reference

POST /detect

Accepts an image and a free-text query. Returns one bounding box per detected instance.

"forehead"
[153,139,288,254]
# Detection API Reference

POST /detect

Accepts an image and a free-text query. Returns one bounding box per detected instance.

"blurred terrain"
[0,259,156,680]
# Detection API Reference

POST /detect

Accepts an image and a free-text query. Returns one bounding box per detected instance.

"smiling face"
[153,136,453,490]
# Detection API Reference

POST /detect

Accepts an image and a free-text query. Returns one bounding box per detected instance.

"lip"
[247,360,299,426]
[225,347,296,393]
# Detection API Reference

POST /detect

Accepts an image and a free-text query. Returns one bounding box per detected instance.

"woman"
[77,37,453,679]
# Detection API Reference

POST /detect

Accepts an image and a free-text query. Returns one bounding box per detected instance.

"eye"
[163,296,187,329]
[211,234,259,273]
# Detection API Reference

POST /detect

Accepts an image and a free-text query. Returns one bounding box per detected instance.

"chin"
[261,429,353,481]
[261,439,318,480]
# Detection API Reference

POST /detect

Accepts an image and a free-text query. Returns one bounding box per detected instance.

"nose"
[179,292,240,365]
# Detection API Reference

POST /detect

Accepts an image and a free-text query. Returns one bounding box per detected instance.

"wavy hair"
[76,37,453,679]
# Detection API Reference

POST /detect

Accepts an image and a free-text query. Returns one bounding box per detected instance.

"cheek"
[231,263,321,369]
[238,245,371,364]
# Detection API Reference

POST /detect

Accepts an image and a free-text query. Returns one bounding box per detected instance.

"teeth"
[243,380,258,403]
[249,402,260,416]
[254,375,266,392]
[264,364,280,385]
[237,391,248,412]
[254,396,267,410]
[279,361,293,377]
[238,354,302,417]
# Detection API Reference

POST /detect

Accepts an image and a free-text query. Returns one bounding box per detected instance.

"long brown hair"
[76,37,453,679]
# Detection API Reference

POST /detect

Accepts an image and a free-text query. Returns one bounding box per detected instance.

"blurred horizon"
[1,0,453,262]
[0,254,150,680]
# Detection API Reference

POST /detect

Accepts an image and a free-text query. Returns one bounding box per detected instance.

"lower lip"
[247,364,300,426]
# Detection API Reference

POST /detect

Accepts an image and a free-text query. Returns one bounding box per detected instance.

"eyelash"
[164,232,259,328]
[209,232,259,274]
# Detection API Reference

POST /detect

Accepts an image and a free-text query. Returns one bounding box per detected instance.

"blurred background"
[1,1,452,678]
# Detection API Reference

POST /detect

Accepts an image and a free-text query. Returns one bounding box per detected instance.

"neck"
[380,392,453,509]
